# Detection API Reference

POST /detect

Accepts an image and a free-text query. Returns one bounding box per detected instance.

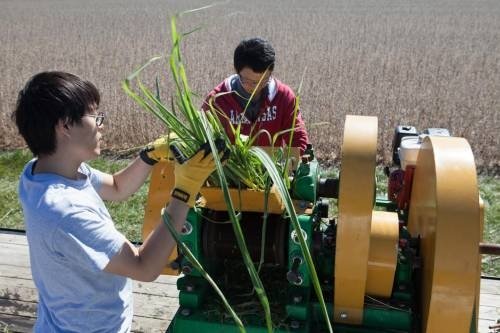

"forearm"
[137,198,189,280]
[104,198,189,281]
[102,157,152,201]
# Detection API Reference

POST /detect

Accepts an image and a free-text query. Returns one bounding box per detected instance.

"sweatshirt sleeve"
[280,91,309,154]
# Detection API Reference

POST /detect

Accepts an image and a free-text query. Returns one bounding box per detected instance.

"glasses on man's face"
[84,112,105,127]
[239,75,271,88]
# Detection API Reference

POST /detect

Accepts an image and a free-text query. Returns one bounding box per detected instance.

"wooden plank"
[480,293,500,307]
[0,276,38,302]
[0,275,179,302]
[0,298,174,333]
[0,298,37,318]
[0,276,179,318]
[133,293,178,318]
[481,278,500,295]
[0,231,28,246]
[479,278,500,332]
[134,281,180,298]
[0,269,179,297]
[0,313,35,333]
[131,316,171,333]
[0,265,34,279]
[0,245,30,267]
[0,298,176,332]
[478,319,496,333]
[0,263,179,290]
[479,304,500,321]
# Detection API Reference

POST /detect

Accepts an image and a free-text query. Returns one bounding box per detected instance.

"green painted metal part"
[285,214,314,324]
[470,305,477,333]
[374,197,398,211]
[177,209,209,310]
[179,208,203,277]
[362,306,412,331]
[292,158,319,202]
[287,214,314,287]
[310,303,412,332]
[167,302,414,333]
[177,276,208,309]
[167,307,311,332]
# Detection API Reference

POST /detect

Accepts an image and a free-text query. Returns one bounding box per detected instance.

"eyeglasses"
[239,75,271,87]
[84,112,105,127]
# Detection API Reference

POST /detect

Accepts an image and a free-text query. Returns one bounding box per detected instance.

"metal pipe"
[489,322,500,329]
[480,243,500,255]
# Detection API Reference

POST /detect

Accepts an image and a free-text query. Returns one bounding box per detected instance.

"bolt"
[286,271,303,285]
[169,260,180,270]
[397,302,406,308]
[340,312,348,320]
[180,308,191,316]
[290,321,300,329]
[182,265,192,275]
[399,239,408,248]
[291,229,307,244]
[185,284,194,292]
[181,222,192,235]
[293,295,303,304]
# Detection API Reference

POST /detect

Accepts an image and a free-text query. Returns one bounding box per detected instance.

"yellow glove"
[140,133,177,165]
[171,140,228,207]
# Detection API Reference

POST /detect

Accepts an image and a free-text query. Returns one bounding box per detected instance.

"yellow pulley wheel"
[366,211,399,298]
[334,115,378,324]
[407,136,481,333]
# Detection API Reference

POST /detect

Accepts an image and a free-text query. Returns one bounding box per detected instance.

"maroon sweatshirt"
[203,74,309,153]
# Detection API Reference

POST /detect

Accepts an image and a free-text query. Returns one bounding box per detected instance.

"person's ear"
[56,119,71,137]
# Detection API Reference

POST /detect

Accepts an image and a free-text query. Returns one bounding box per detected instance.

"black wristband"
[139,149,157,166]
[171,188,190,203]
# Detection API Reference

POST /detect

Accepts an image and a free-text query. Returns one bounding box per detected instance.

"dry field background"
[0,0,499,171]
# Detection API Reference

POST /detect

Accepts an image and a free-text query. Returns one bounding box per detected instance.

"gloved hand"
[140,133,177,165]
[171,139,229,207]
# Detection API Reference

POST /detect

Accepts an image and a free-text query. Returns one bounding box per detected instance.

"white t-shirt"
[19,159,133,333]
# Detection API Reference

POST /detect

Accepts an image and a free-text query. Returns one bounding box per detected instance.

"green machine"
[143,116,482,333]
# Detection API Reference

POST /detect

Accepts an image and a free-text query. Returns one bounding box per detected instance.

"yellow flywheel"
[334,115,378,324]
[407,136,481,333]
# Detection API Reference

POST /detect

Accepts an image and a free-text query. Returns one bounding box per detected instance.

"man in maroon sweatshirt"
[204,37,309,154]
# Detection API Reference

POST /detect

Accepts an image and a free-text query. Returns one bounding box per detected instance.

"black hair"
[12,71,100,156]
[234,37,275,73]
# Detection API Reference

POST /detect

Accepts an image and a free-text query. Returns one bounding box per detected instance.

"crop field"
[0,0,499,172]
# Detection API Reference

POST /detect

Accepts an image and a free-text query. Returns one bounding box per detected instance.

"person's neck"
[34,150,83,180]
